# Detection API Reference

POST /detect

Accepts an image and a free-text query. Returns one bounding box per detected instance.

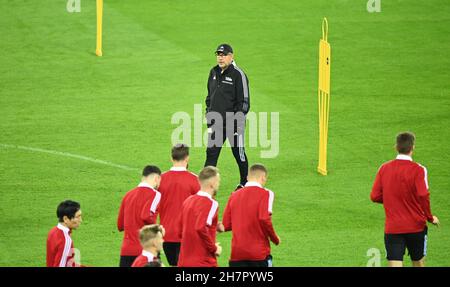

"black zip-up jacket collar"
[213,64,232,75]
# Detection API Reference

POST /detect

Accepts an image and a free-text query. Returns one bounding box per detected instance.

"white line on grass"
[0,143,138,172]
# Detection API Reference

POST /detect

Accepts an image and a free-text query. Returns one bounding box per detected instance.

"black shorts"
[384,227,428,261]
[163,242,181,267]
[229,255,273,267]
[119,255,137,267]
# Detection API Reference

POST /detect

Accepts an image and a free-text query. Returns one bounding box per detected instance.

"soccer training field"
[0,0,449,267]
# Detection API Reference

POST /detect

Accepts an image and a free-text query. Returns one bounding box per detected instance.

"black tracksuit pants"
[205,123,248,185]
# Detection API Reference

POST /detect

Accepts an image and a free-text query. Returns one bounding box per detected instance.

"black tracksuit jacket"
[205,63,250,123]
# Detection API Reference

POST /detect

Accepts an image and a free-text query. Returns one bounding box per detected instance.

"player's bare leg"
[388,260,403,267]
[412,258,425,267]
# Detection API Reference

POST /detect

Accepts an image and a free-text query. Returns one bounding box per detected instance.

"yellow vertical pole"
[96,0,103,57]
[317,18,331,175]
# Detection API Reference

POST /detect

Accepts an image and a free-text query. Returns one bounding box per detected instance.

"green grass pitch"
[0,0,449,266]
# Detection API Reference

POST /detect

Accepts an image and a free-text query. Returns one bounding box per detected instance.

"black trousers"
[205,123,248,185]
[163,242,181,267]
[119,255,137,267]
[229,255,273,267]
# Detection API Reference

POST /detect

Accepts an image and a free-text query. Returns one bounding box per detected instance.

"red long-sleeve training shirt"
[223,182,279,261]
[47,223,78,267]
[371,154,434,234]
[158,167,200,243]
[117,182,161,256]
[178,191,218,267]
[131,250,157,267]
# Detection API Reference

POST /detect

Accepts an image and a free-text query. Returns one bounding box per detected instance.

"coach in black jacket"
[204,44,250,189]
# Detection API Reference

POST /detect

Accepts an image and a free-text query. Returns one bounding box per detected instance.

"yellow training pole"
[96,0,103,57]
[317,18,331,175]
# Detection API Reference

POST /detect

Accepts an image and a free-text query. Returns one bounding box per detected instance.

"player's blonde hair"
[198,166,219,184]
[139,224,163,245]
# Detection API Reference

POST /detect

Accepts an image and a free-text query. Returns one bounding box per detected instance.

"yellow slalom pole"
[96,0,103,57]
[317,18,331,175]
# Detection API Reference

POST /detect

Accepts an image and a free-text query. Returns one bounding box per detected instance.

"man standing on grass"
[204,44,250,190]
[178,166,223,267]
[158,144,200,266]
[371,132,439,267]
[117,165,162,267]
[46,200,83,267]
[222,164,280,267]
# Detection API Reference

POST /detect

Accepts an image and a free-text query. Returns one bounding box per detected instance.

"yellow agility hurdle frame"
[96,0,103,57]
[317,18,331,175]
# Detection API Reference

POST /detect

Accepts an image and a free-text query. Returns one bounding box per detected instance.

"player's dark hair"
[142,165,161,177]
[396,132,415,154]
[198,166,219,183]
[249,163,268,175]
[171,144,189,161]
[57,200,80,222]
[144,260,162,267]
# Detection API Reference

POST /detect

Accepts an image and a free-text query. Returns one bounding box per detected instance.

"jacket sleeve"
[178,201,185,240]
[192,177,201,195]
[48,238,63,267]
[51,235,71,267]
[415,165,434,222]
[140,191,161,225]
[205,69,213,113]
[195,201,218,255]
[117,198,125,232]
[234,70,250,114]
[258,190,279,245]
[222,196,233,232]
[370,166,384,203]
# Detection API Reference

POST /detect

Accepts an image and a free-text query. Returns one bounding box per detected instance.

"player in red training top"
[117,165,162,267]
[158,144,200,266]
[47,200,83,267]
[371,132,439,267]
[178,166,223,267]
[222,164,280,267]
[131,224,165,267]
